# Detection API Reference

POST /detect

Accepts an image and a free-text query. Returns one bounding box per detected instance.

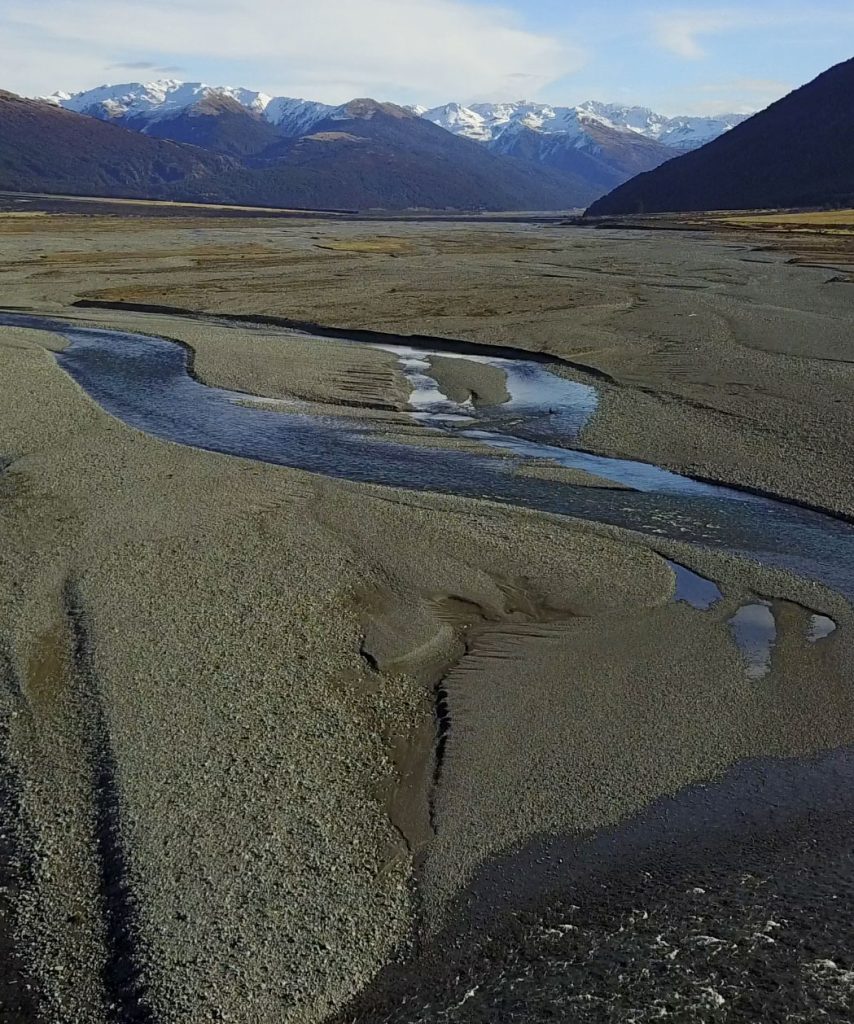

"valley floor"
[4,208,852,514]
[1,211,853,1023]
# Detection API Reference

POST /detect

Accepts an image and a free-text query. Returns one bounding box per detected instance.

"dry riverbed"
[1,211,853,1023]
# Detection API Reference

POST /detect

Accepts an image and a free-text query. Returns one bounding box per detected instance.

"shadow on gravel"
[337,747,854,1024]
[64,582,157,1024]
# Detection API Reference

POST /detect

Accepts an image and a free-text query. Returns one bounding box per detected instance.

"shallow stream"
[3,310,853,610]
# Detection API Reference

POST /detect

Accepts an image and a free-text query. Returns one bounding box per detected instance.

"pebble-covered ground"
[1,212,853,1023]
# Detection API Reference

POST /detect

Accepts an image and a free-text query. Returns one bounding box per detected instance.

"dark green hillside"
[0,91,589,211]
[174,99,596,211]
[126,94,283,159]
[0,90,234,197]
[587,57,854,216]
[493,120,673,195]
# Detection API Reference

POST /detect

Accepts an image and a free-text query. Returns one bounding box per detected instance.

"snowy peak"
[576,101,667,133]
[473,101,565,135]
[44,80,749,153]
[46,80,273,123]
[263,96,334,134]
[425,98,748,150]
[48,80,340,139]
[571,101,749,150]
[424,101,593,144]
[653,113,749,150]
[422,103,490,141]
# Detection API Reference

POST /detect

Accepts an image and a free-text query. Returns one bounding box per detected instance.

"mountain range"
[421,100,747,197]
[587,57,854,216]
[2,60,847,215]
[49,81,745,154]
[169,98,595,211]
[420,100,745,150]
[0,90,591,210]
[40,80,749,206]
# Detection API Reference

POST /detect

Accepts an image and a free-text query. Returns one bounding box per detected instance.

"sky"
[3,0,853,115]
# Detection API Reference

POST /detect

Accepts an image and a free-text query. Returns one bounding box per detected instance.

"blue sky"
[526,1,854,113]
[3,0,853,114]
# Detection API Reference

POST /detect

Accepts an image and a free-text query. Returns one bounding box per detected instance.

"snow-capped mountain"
[419,102,494,142]
[419,100,597,142]
[263,96,334,135]
[651,114,749,151]
[24,84,598,210]
[39,79,754,206]
[418,100,707,193]
[47,81,748,152]
[422,99,748,152]
[0,88,235,199]
[47,80,271,122]
[576,102,748,150]
[44,81,334,138]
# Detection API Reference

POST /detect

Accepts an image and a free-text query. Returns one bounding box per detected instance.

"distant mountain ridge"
[46,81,747,152]
[43,80,749,200]
[175,97,596,211]
[587,57,854,216]
[0,89,594,210]
[415,99,748,197]
[48,80,335,138]
[420,99,747,151]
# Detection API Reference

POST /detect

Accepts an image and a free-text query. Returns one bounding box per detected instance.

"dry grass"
[597,209,854,280]
[3,192,336,215]
[32,243,285,271]
[315,238,417,255]
[722,209,854,234]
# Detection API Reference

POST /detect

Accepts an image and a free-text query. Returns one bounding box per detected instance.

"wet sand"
[1,213,853,1022]
[514,460,633,488]
[425,354,510,407]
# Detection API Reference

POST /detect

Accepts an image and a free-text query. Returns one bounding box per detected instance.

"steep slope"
[0,90,234,197]
[172,100,596,210]
[127,94,283,158]
[490,119,674,194]
[423,99,746,151]
[587,58,854,216]
[263,96,334,136]
[575,102,747,151]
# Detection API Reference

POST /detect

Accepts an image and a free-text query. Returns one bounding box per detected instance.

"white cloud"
[650,4,854,62]
[2,0,585,104]
[691,76,792,114]
[651,10,744,59]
